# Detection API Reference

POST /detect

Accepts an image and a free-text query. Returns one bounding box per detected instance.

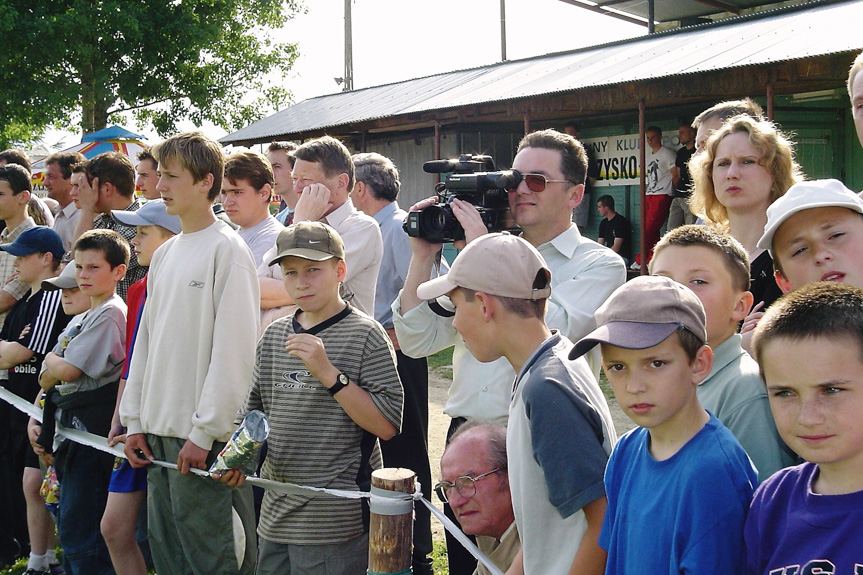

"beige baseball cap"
[758,179,863,254]
[268,221,345,266]
[569,275,706,360]
[416,232,551,301]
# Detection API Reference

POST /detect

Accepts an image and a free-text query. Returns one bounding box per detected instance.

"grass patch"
[432,539,449,574]
[428,348,454,380]
[0,557,25,575]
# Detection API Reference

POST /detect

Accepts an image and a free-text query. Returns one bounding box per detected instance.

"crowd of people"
[0,49,861,575]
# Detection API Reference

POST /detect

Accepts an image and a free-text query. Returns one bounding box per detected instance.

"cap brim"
[42,277,78,291]
[416,275,458,301]
[111,210,152,228]
[0,244,37,256]
[569,321,680,360]
[267,248,335,267]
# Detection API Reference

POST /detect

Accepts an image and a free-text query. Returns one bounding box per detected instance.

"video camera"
[403,154,521,243]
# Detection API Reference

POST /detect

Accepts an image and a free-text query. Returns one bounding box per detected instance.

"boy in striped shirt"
[222,221,403,575]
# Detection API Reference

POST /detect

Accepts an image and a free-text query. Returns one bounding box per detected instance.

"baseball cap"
[268,221,345,266]
[569,275,706,360]
[416,232,551,301]
[758,179,863,254]
[42,260,78,291]
[0,226,65,260]
[111,199,182,235]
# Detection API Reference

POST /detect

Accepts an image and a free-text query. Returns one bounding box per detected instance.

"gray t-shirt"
[49,294,127,395]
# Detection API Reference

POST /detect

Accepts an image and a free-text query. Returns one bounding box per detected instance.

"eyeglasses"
[434,468,502,504]
[506,173,572,193]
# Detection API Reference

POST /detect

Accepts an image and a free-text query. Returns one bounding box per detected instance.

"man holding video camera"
[392,128,625,574]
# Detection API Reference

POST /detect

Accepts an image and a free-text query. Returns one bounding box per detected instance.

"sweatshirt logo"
[189,280,205,288]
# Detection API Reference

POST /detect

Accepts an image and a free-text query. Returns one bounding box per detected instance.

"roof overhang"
[221,0,862,146]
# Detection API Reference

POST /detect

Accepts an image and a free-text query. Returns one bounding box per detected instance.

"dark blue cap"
[0,226,65,260]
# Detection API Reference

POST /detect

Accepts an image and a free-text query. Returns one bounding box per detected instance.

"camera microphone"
[423,160,461,173]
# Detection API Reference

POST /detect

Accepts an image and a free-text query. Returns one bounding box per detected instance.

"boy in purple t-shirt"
[747,282,863,573]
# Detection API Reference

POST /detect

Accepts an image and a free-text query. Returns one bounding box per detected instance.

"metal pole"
[500,0,507,61]
[638,98,647,274]
[344,0,353,91]
[648,0,655,33]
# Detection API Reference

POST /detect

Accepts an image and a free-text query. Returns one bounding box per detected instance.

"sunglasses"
[506,173,572,193]
[434,468,502,504]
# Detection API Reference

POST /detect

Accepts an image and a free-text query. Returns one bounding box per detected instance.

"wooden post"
[766,81,775,121]
[435,122,442,185]
[368,468,415,574]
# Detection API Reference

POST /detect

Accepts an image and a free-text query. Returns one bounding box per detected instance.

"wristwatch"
[327,372,349,396]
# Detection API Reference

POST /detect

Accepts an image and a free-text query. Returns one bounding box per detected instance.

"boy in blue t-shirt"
[570,275,758,574]
[39,229,129,575]
[747,282,863,573]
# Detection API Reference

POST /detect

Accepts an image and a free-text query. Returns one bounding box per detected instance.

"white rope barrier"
[1,387,504,575]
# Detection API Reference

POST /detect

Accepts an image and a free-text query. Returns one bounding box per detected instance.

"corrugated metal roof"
[221,0,863,144]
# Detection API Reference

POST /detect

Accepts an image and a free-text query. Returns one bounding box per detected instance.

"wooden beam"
[556,0,647,27]
[694,0,740,14]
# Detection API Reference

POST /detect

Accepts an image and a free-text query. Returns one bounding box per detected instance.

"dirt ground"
[425,364,635,543]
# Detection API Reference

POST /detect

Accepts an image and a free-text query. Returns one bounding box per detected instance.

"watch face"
[338,373,349,386]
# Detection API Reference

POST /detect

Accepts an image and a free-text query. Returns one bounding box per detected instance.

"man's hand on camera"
[407,197,445,258]
[450,198,488,248]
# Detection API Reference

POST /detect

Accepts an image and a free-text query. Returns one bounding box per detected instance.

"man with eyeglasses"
[393,128,625,574]
[437,421,518,575]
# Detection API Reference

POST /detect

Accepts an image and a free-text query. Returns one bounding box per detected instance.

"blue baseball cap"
[0,226,65,260]
[111,199,182,235]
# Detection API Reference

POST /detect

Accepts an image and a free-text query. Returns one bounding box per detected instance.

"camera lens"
[419,205,448,235]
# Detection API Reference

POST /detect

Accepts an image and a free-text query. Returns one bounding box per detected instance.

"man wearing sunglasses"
[437,421,518,575]
[393,128,625,574]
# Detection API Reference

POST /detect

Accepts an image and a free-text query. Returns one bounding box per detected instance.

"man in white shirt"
[291,137,382,316]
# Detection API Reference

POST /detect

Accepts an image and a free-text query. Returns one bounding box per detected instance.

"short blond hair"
[689,115,802,228]
[151,132,224,201]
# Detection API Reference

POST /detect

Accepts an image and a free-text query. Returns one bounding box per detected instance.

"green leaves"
[0,0,300,138]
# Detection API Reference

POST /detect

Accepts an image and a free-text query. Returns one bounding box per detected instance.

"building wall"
[354,90,859,262]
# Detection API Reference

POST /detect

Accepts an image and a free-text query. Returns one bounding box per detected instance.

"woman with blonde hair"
[689,114,803,312]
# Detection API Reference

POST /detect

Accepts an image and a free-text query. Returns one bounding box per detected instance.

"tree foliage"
[0,0,300,139]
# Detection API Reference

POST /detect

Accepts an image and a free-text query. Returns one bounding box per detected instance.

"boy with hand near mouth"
[747,282,863,573]
[570,275,758,574]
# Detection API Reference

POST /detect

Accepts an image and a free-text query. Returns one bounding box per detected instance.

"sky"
[43,0,645,149]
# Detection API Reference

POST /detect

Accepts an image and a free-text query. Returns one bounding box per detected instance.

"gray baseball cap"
[42,260,78,291]
[569,275,706,360]
[111,199,182,235]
